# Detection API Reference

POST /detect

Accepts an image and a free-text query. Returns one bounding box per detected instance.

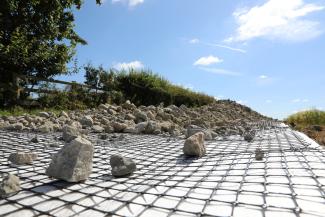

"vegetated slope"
[286,109,325,145]
[36,69,215,110]
[0,99,272,137]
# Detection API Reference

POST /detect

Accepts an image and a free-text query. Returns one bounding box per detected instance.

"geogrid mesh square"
[0,122,325,217]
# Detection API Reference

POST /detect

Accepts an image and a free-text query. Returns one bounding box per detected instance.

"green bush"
[286,109,325,127]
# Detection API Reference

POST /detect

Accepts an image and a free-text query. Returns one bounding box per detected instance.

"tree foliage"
[0,0,101,106]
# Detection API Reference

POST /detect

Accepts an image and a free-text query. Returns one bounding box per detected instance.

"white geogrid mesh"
[0,122,325,217]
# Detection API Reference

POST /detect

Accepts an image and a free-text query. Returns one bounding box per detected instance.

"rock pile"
[0,100,273,138]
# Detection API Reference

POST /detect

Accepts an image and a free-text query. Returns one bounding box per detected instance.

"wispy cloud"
[237,100,248,105]
[199,67,241,76]
[291,98,309,103]
[113,60,144,70]
[188,38,246,53]
[194,55,223,66]
[112,0,144,7]
[227,0,324,42]
[266,99,272,103]
[256,75,274,86]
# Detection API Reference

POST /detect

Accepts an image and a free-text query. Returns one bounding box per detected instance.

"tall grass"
[286,109,325,127]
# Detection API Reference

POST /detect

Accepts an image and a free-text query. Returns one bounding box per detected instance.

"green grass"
[0,106,62,117]
[286,109,325,128]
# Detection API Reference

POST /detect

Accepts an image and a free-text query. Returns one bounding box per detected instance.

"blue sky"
[59,0,325,119]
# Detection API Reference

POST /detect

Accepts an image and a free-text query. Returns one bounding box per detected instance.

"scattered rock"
[62,125,80,142]
[9,123,24,131]
[99,133,109,140]
[80,116,93,127]
[46,137,94,182]
[0,174,21,198]
[110,155,136,177]
[39,123,53,133]
[135,110,148,123]
[255,148,264,160]
[31,136,39,143]
[60,111,69,118]
[183,132,206,157]
[39,112,50,118]
[112,122,128,133]
[244,131,255,142]
[8,152,37,165]
[92,125,104,133]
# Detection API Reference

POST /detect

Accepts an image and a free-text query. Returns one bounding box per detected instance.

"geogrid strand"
[0,122,325,217]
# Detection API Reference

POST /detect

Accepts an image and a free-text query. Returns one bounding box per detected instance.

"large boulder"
[46,137,94,182]
[8,152,37,165]
[183,132,206,157]
[110,155,136,177]
[62,125,80,142]
[0,174,21,198]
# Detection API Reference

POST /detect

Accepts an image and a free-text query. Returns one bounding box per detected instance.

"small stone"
[255,148,264,161]
[99,134,108,140]
[112,122,128,133]
[134,110,148,123]
[92,125,104,133]
[31,136,39,143]
[110,155,136,177]
[39,123,53,133]
[39,112,50,118]
[8,152,37,165]
[0,174,21,198]
[80,116,93,127]
[99,104,109,110]
[244,132,255,142]
[60,111,69,118]
[183,132,206,157]
[62,125,80,142]
[135,122,148,134]
[9,123,24,131]
[46,137,94,182]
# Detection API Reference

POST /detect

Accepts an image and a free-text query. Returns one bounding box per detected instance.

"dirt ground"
[301,125,325,146]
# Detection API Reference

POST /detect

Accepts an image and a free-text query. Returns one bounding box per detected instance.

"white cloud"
[189,38,200,44]
[198,67,241,76]
[228,0,324,42]
[113,60,144,70]
[112,0,144,7]
[291,98,309,103]
[188,38,246,53]
[259,75,268,79]
[194,55,223,66]
[256,75,274,86]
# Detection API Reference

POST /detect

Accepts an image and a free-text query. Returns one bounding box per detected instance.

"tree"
[0,0,101,107]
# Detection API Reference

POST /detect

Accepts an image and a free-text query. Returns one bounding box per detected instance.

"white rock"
[183,132,206,157]
[0,174,21,198]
